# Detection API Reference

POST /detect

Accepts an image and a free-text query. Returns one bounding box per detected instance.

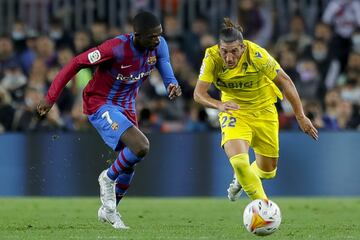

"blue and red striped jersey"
[45,34,178,125]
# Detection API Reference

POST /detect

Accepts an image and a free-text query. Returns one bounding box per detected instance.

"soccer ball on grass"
[243,199,281,236]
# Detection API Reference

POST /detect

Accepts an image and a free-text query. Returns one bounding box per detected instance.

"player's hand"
[167,83,182,100]
[37,99,53,117]
[217,101,240,115]
[296,115,319,141]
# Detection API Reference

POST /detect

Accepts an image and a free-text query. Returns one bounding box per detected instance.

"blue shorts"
[88,104,134,151]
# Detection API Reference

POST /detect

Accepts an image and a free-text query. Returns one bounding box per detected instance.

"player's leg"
[89,105,144,229]
[115,168,135,205]
[107,126,149,205]
[107,126,149,181]
[220,112,267,201]
[250,104,279,180]
[224,139,267,200]
[251,154,278,180]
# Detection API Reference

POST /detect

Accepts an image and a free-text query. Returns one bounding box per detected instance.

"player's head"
[219,18,245,69]
[133,11,162,51]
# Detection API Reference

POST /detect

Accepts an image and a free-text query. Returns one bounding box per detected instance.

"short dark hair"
[133,11,161,34]
[219,18,243,43]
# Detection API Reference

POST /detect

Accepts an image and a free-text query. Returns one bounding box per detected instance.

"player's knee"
[259,158,278,172]
[134,138,150,158]
[271,159,278,170]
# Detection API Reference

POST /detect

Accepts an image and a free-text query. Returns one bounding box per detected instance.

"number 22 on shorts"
[221,116,236,128]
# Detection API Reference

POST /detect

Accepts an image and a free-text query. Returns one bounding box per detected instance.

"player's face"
[219,40,245,69]
[136,25,162,51]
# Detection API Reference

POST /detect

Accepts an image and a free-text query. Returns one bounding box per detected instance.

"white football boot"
[98,170,116,212]
[98,206,129,229]
[227,176,243,201]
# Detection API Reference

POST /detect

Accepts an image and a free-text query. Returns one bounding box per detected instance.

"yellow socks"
[229,153,267,200]
[250,161,277,179]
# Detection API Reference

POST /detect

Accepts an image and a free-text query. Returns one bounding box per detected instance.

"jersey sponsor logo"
[147,56,157,65]
[216,79,253,89]
[116,69,154,83]
[221,65,229,73]
[88,50,101,63]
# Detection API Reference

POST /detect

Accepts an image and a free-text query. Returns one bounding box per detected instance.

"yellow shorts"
[219,104,279,158]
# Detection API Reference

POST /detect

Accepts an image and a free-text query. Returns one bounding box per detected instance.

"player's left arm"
[156,37,181,100]
[253,46,318,140]
[273,69,318,141]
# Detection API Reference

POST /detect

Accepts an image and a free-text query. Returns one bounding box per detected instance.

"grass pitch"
[0,197,359,239]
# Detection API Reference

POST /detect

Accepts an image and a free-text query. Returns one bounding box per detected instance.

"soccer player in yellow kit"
[194,19,318,201]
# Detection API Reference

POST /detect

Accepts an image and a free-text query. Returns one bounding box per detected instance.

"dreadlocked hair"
[220,18,244,43]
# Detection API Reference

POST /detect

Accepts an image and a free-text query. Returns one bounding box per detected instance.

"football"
[243,199,281,236]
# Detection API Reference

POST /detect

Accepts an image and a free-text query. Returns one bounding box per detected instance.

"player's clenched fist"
[37,100,53,116]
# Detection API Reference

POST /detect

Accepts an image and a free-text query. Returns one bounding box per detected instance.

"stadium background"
[0,0,359,197]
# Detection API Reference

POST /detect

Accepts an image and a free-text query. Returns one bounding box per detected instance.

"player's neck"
[133,38,147,52]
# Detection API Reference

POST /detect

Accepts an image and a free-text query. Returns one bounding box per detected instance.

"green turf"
[0,197,359,239]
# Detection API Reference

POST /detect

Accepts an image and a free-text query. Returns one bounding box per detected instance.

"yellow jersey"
[198,40,283,110]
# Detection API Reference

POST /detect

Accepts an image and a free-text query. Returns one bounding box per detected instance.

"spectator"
[276,15,312,56]
[323,89,341,130]
[295,58,321,100]
[313,22,333,45]
[90,20,109,46]
[237,0,273,47]
[11,20,27,52]
[20,34,38,76]
[0,61,27,103]
[322,0,360,69]
[35,35,57,68]
[0,36,18,79]
[72,31,91,54]
[48,18,72,48]
[13,84,64,132]
[351,28,360,54]
[279,49,300,83]
[182,16,211,70]
[184,102,211,132]
[338,52,360,105]
[304,100,325,130]
[64,97,91,131]
[0,86,15,132]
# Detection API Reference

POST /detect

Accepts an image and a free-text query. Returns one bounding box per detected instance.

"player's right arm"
[37,38,120,116]
[193,51,239,114]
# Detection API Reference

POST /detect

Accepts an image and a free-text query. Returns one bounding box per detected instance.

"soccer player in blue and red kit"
[37,12,182,229]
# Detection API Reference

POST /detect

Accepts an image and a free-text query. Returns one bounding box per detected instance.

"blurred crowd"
[0,0,360,133]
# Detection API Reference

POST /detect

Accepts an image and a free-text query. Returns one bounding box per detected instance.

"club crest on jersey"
[242,63,248,73]
[147,56,157,65]
[111,122,119,130]
[255,51,262,58]
[88,50,101,63]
